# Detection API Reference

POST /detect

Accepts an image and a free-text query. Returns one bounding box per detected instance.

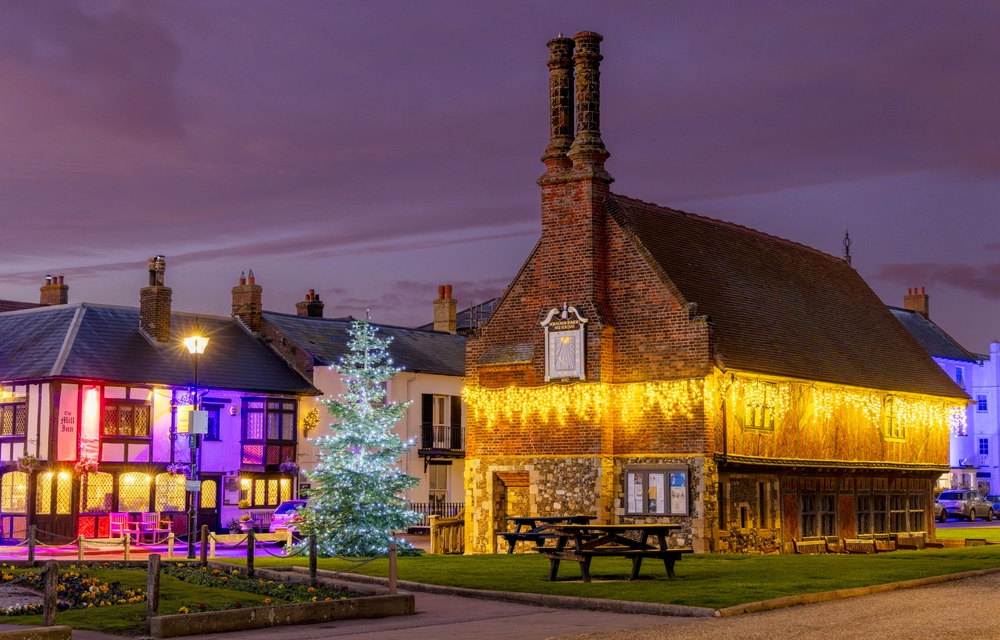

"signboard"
[541,303,588,381]
[57,384,79,461]
[625,466,689,516]
[186,480,201,492]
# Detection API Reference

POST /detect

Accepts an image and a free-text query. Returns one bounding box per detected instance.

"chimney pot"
[295,287,325,318]
[438,285,445,299]
[247,269,255,285]
[444,284,453,299]
[903,287,929,319]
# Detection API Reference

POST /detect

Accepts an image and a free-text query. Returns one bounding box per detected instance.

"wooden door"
[34,471,75,543]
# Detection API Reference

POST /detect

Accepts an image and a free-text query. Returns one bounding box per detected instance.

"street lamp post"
[183,323,209,560]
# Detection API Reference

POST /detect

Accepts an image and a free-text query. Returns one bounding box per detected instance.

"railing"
[429,509,464,554]
[420,425,463,451]
[409,502,463,527]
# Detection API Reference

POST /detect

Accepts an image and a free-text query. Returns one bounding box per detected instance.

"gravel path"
[560,571,1000,640]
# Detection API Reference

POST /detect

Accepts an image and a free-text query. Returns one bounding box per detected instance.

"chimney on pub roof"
[40,274,69,305]
[295,289,325,318]
[139,255,172,344]
[904,287,929,319]
[434,284,457,334]
[232,269,263,333]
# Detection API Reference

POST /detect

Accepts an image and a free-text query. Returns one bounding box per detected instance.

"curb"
[715,566,1000,617]
[292,564,1000,620]
[291,567,716,618]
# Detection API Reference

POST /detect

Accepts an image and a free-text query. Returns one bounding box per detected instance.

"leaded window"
[200,480,217,509]
[103,402,150,438]
[83,472,113,512]
[0,472,26,513]
[0,403,27,437]
[119,472,151,512]
[155,473,185,512]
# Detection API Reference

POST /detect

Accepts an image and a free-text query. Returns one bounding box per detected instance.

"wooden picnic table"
[539,522,691,582]
[497,515,593,554]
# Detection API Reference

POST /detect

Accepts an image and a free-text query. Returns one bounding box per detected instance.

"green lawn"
[230,546,1000,610]
[933,526,1000,541]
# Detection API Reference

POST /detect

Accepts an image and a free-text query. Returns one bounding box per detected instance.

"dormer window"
[882,396,904,440]
[744,383,776,431]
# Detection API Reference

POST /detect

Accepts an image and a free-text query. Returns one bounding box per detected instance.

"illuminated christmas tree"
[302,317,419,556]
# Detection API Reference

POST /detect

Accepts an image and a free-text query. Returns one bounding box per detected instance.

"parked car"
[934,490,994,522]
[269,499,308,533]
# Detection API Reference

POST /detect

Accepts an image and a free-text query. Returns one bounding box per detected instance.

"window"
[203,404,221,441]
[241,398,297,465]
[118,472,151,512]
[757,482,770,528]
[882,397,904,440]
[980,438,989,456]
[154,473,185,512]
[744,383,776,431]
[625,466,689,516]
[800,493,836,537]
[978,395,988,413]
[955,367,965,389]
[240,476,291,507]
[420,394,463,451]
[0,402,27,437]
[83,472,113,512]
[103,401,150,438]
[0,472,27,513]
[429,463,449,506]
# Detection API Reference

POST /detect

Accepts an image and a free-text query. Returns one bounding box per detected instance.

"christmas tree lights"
[302,318,419,557]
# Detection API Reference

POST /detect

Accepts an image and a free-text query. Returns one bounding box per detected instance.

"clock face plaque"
[541,303,587,381]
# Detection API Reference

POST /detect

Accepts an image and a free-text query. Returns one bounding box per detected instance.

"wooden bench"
[497,529,557,553]
[842,538,877,554]
[793,537,830,554]
[540,547,693,582]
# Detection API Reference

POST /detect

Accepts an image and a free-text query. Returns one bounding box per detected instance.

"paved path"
[3,567,998,639]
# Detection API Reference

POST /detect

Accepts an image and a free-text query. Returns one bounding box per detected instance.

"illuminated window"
[980,438,989,456]
[103,401,150,438]
[241,398,297,466]
[83,472,113,512]
[882,397,904,440]
[241,475,285,507]
[155,473,186,512]
[118,472,151,512]
[36,473,51,515]
[200,480,217,509]
[0,402,27,437]
[0,472,27,513]
[625,467,689,516]
[744,383,776,431]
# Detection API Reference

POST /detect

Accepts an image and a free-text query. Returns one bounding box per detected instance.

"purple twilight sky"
[2,1,999,351]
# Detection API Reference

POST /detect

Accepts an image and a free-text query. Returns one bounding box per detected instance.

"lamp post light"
[183,323,209,560]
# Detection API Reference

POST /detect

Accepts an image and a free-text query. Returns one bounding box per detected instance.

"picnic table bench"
[539,523,691,582]
[497,515,593,554]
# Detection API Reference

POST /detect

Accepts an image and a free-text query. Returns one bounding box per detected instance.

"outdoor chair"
[109,513,130,538]
[140,512,171,543]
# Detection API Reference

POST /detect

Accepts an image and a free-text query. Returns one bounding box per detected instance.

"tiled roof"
[889,307,977,363]
[0,299,43,313]
[0,304,316,395]
[608,195,966,399]
[479,342,534,366]
[263,312,466,376]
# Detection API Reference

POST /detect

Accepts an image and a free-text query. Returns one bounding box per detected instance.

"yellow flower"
[307,587,315,593]
[178,606,189,614]
[263,598,271,604]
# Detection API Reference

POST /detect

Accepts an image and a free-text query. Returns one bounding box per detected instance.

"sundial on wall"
[541,303,587,382]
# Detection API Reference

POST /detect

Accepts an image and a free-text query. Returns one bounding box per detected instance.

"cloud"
[875,262,1000,300]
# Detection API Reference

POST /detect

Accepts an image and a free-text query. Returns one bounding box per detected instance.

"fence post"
[167,533,174,558]
[428,515,438,554]
[28,525,35,564]
[42,559,57,626]
[77,535,84,562]
[146,553,160,633]
[246,530,255,578]
[388,541,397,595]
[309,534,317,588]
[200,526,208,567]
[124,533,130,562]
[209,534,216,559]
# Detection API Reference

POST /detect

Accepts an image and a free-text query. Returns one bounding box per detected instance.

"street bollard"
[42,560,57,626]
[200,525,208,567]
[146,553,160,633]
[388,541,397,595]
[246,530,255,578]
[309,534,317,588]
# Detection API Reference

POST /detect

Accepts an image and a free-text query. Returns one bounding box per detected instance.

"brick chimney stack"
[295,289,325,318]
[232,270,263,333]
[567,32,611,178]
[139,255,172,344]
[40,274,69,305]
[904,287,929,319]
[540,34,575,176]
[434,284,457,334]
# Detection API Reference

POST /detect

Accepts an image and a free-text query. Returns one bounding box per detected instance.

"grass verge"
[229,546,1000,610]
[933,526,1000,540]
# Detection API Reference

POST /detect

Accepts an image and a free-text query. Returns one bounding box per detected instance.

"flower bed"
[162,565,365,610]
